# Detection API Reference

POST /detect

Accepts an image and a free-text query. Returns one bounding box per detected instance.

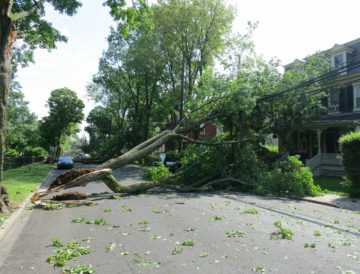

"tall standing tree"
[0,0,82,213]
[152,0,234,120]
[39,88,84,158]
[6,80,42,156]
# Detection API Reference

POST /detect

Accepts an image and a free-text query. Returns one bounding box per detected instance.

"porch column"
[316,129,322,154]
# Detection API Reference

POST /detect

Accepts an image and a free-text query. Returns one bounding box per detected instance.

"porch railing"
[306,153,321,171]
[306,153,344,177]
[319,153,341,166]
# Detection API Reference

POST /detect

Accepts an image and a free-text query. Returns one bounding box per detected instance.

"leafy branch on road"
[47,239,92,268]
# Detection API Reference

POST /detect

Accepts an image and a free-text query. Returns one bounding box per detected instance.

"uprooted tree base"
[49,168,100,189]
[31,113,256,203]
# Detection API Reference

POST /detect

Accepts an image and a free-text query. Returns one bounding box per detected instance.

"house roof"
[324,43,354,55]
[284,37,360,68]
[310,112,360,127]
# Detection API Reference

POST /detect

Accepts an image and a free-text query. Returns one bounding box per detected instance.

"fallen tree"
[31,110,256,202]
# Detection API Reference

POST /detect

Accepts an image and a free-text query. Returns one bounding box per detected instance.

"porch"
[288,123,359,177]
[306,153,344,177]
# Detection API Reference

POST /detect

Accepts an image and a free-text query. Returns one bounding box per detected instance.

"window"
[333,54,344,69]
[331,52,346,70]
[200,123,205,134]
[353,84,360,110]
[328,90,340,112]
[329,44,353,72]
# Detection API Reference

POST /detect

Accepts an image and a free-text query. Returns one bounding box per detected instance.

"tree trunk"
[0,2,13,214]
[0,184,9,214]
[180,54,185,121]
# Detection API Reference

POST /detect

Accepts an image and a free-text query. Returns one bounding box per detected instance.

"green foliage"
[3,163,53,203]
[265,145,278,153]
[178,144,266,190]
[39,88,84,156]
[240,208,259,214]
[256,156,321,197]
[273,220,294,240]
[314,230,322,236]
[82,106,124,160]
[9,1,82,71]
[172,246,183,255]
[143,163,171,181]
[51,238,64,248]
[6,82,42,156]
[47,240,91,267]
[71,217,110,226]
[226,230,246,238]
[304,243,316,248]
[182,240,195,246]
[313,176,350,196]
[87,0,235,157]
[256,146,281,170]
[23,146,47,157]
[263,53,329,140]
[63,264,96,274]
[339,131,360,197]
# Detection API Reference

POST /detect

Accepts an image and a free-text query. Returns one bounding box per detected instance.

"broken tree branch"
[10,0,47,20]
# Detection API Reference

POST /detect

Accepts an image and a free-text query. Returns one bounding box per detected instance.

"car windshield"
[59,156,72,162]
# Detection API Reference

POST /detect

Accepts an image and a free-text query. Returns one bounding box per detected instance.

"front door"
[324,128,340,153]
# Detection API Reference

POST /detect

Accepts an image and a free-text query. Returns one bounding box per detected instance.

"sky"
[15,0,360,133]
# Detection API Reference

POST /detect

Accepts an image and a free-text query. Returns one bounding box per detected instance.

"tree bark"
[0,1,13,213]
[0,184,10,213]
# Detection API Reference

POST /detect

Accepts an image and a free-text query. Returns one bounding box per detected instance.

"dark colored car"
[57,156,74,169]
[154,154,181,173]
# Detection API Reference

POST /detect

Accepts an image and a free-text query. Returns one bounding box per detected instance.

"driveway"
[0,164,359,273]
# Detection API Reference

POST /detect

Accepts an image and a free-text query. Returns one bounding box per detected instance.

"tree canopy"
[6,81,43,157]
[39,88,84,157]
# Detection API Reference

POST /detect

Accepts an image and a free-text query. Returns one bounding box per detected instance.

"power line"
[258,56,360,103]
[261,78,359,103]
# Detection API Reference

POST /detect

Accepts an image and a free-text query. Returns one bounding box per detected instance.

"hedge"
[339,131,360,197]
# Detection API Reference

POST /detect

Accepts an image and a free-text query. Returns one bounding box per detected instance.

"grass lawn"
[313,176,350,196]
[2,163,54,204]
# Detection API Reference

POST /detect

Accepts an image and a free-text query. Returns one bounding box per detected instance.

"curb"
[287,196,341,208]
[0,167,54,243]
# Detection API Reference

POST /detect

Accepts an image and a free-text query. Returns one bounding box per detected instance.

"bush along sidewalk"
[339,131,360,197]
[0,163,54,226]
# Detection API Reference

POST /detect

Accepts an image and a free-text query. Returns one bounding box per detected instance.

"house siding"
[348,42,360,75]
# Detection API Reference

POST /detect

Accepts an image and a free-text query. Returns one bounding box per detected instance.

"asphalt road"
[0,164,360,274]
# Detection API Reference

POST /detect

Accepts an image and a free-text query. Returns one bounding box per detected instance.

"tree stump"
[0,184,9,214]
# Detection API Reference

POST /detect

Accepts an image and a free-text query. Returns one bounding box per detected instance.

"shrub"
[23,146,47,157]
[256,146,281,169]
[5,148,19,157]
[257,155,321,197]
[339,131,360,197]
[265,145,278,153]
[143,163,171,181]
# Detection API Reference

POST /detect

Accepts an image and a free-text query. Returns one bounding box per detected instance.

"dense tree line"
[5,81,44,157]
